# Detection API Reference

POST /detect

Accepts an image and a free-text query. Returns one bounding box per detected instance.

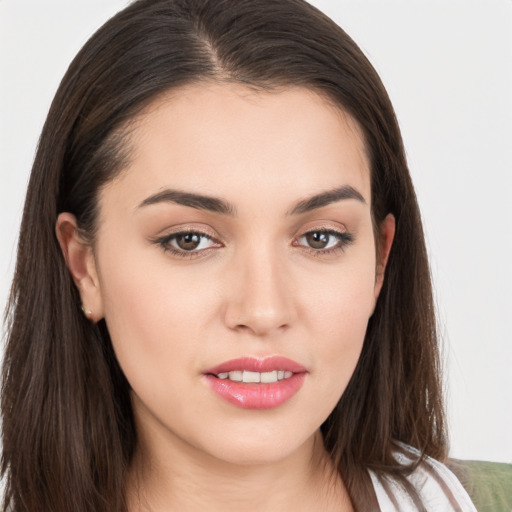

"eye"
[156,230,221,257]
[294,228,354,253]
[171,232,211,251]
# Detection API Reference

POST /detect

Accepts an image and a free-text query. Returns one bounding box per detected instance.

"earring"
[81,305,93,317]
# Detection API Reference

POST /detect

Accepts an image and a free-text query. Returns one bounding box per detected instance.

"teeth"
[215,370,294,382]
[260,370,278,383]
[243,370,260,383]
[228,371,243,382]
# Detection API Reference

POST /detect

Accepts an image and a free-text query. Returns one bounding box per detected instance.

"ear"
[373,213,396,302]
[55,212,104,322]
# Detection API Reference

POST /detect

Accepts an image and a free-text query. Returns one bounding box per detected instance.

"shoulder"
[369,444,478,512]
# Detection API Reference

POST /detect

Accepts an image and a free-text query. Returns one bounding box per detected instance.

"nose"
[223,246,295,337]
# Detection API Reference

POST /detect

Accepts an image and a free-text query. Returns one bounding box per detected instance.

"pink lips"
[203,356,307,410]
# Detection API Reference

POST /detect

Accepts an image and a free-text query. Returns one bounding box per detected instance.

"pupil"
[177,233,201,250]
[307,232,328,249]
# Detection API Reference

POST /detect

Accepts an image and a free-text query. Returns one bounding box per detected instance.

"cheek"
[305,250,377,335]
[314,288,373,368]
[98,229,213,324]
[95,238,230,405]
[96,242,197,377]
[98,258,213,425]
[301,249,377,392]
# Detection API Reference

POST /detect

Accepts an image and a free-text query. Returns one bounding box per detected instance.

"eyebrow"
[288,185,366,215]
[138,189,236,215]
[137,185,366,216]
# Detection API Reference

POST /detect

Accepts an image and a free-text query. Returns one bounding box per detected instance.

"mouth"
[203,356,307,410]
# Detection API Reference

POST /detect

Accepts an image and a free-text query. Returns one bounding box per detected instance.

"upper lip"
[204,356,307,376]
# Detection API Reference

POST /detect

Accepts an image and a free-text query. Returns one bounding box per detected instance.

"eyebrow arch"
[138,189,236,215]
[288,185,366,215]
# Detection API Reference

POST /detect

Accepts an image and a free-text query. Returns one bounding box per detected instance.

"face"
[60,83,394,467]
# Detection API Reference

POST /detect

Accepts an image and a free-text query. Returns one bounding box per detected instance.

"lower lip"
[204,373,306,410]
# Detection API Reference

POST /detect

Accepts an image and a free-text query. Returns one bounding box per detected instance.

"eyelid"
[154,223,219,239]
[294,221,350,238]
[151,224,223,259]
[292,223,355,255]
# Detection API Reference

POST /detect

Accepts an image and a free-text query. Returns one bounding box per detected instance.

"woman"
[1,0,477,510]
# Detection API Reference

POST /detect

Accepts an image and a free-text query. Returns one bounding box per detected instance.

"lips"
[203,356,307,410]
[206,356,306,375]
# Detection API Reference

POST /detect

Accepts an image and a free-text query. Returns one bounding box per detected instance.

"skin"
[57,83,395,511]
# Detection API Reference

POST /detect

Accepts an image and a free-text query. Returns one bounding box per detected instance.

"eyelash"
[155,228,221,259]
[293,228,355,256]
[154,227,354,259]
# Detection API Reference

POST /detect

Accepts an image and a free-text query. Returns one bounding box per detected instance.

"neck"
[127,430,352,512]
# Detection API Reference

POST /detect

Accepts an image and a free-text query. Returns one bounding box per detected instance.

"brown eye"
[295,229,353,253]
[157,231,219,255]
[305,231,330,249]
[175,233,202,251]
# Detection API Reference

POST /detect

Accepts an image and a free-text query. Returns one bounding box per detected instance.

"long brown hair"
[1,1,446,510]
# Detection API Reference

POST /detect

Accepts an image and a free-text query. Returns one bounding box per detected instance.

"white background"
[1,1,511,463]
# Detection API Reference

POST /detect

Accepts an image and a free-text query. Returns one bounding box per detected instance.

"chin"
[200,426,318,467]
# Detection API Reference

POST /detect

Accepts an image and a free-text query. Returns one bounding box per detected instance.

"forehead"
[103,83,371,212]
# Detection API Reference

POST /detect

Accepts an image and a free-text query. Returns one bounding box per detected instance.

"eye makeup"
[293,227,355,257]
[152,226,223,260]
[151,223,355,260]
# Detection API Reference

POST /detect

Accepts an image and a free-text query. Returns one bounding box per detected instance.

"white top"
[370,446,478,511]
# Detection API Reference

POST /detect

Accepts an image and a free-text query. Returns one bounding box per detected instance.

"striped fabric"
[370,445,478,511]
